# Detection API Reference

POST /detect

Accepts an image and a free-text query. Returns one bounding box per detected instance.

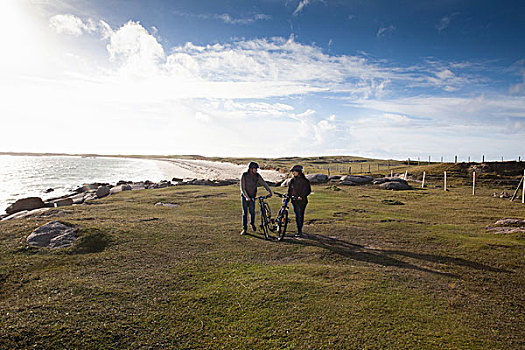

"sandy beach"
[155,158,286,182]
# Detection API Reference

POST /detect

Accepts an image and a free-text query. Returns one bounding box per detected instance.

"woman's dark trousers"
[292,199,308,234]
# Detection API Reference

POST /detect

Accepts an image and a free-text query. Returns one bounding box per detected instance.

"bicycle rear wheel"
[277,209,288,241]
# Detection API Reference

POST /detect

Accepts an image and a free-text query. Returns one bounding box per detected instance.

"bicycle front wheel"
[260,208,270,240]
[277,209,288,241]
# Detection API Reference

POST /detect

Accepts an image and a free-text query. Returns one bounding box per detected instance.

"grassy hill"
[0,178,523,348]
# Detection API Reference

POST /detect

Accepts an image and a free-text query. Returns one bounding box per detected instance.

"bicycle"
[273,192,296,241]
[255,195,273,240]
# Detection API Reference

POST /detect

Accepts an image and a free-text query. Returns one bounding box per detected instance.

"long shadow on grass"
[285,233,464,277]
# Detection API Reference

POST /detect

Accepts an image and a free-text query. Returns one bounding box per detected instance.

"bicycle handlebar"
[273,192,299,200]
[254,195,271,200]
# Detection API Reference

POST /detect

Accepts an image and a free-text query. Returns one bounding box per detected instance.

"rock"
[49,198,74,207]
[6,197,45,215]
[339,180,358,186]
[68,193,85,205]
[379,182,412,190]
[117,180,131,185]
[73,183,101,193]
[280,178,292,187]
[172,177,183,182]
[340,175,373,184]
[492,218,525,227]
[110,184,132,194]
[373,177,408,185]
[96,186,110,198]
[45,188,54,193]
[130,183,146,191]
[382,199,404,205]
[155,202,179,208]
[328,175,342,181]
[83,193,98,203]
[306,174,329,183]
[26,221,76,249]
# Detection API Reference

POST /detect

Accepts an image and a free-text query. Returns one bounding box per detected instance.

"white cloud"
[437,13,460,33]
[377,25,395,38]
[173,11,271,25]
[106,21,165,76]
[50,14,88,36]
[293,0,310,16]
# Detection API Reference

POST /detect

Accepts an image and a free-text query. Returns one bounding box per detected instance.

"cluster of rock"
[487,218,525,234]
[281,174,412,190]
[1,178,239,221]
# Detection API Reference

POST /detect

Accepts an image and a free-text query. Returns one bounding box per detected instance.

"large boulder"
[6,197,45,215]
[110,184,132,194]
[379,182,412,190]
[373,177,408,185]
[96,186,110,198]
[306,174,329,184]
[26,221,76,249]
[2,208,51,221]
[68,193,85,205]
[340,175,374,184]
[49,198,74,207]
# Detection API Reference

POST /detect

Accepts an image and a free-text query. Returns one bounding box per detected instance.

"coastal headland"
[0,154,523,348]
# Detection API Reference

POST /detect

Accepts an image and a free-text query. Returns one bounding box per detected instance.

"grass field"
[0,177,524,348]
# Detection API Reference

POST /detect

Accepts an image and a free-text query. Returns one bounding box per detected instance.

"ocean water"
[0,155,184,213]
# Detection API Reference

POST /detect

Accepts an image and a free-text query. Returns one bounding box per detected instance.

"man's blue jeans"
[292,199,308,234]
[241,195,255,230]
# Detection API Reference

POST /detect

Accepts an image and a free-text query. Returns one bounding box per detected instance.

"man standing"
[240,162,272,235]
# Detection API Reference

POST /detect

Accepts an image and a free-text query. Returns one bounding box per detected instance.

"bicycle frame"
[273,192,297,240]
[255,195,272,239]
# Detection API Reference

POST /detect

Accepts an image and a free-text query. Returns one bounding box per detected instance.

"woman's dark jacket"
[288,175,311,200]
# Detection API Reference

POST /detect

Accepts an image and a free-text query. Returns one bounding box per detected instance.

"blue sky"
[1,0,524,160]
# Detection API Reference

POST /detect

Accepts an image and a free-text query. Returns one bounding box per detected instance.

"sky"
[1,0,524,160]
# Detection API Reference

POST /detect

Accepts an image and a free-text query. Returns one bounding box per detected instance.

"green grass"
[0,182,524,349]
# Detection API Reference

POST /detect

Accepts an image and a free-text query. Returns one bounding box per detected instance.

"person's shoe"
[240,229,247,235]
[251,223,257,232]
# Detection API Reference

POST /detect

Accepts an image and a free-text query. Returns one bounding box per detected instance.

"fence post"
[472,171,476,196]
[404,170,408,180]
[422,171,426,188]
[418,157,420,166]
[408,158,410,166]
[441,156,443,163]
[377,163,380,171]
[348,166,351,174]
[454,155,457,163]
[390,170,393,177]
[482,155,485,163]
[428,156,431,165]
[360,164,363,173]
[368,164,371,173]
[468,156,470,163]
[522,170,525,204]
[444,171,447,191]
[328,167,330,177]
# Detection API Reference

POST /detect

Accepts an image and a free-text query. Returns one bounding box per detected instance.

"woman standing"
[288,165,311,237]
